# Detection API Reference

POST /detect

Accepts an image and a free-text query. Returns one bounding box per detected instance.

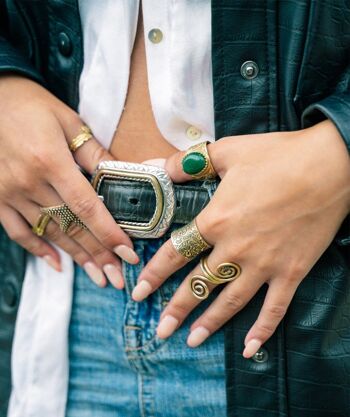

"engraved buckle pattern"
[91,161,175,238]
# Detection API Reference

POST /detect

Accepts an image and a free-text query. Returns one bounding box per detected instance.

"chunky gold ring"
[181,141,217,180]
[170,219,212,260]
[69,125,93,152]
[40,203,87,233]
[32,213,52,236]
[190,256,242,300]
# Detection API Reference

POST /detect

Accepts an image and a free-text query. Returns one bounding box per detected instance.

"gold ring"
[69,125,93,152]
[181,141,217,180]
[190,256,241,300]
[170,219,212,260]
[40,203,87,233]
[32,213,52,236]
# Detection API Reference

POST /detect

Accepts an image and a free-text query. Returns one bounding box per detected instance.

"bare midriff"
[109,11,177,163]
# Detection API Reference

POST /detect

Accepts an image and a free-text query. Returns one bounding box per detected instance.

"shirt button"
[252,347,269,363]
[186,126,202,141]
[240,60,259,80]
[58,32,73,57]
[148,29,163,44]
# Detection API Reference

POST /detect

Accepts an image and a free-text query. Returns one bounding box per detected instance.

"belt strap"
[99,179,216,226]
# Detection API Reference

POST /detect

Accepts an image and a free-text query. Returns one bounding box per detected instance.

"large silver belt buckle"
[91,161,175,238]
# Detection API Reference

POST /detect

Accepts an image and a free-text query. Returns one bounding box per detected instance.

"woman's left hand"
[133,120,350,358]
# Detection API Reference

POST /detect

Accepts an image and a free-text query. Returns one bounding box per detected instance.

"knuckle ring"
[181,141,217,180]
[190,255,242,300]
[32,213,52,236]
[40,203,87,234]
[69,125,93,153]
[170,219,212,260]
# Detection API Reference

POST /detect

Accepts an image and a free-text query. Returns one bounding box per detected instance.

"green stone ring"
[181,141,217,180]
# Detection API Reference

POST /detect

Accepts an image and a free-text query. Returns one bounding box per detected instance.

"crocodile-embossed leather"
[99,179,214,226]
[0,1,350,416]
[211,1,350,416]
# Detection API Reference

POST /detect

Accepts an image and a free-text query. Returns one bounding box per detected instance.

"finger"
[13,198,109,287]
[187,267,263,348]
[56,112,116,174]
[242,278,299,358]
[49,159,139,265]
[29,186,124,289]
[162,141,224,183]
[155,245,248,342]
[0,205,61,272]
[132,218,213,302]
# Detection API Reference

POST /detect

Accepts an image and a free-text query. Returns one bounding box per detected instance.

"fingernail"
[103,264,124,289]
[187,326,210,348]
[43,255,61,272]
[242,339,262,358]
[83,262,105,286]
[114,245,139,264]
[142,158,166,168]
[132,280,152,302]
[157,315,179,339]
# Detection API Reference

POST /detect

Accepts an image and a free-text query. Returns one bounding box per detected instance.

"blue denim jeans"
[65,235,226,417]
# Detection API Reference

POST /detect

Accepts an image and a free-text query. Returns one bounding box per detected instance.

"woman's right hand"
[0,75,138,288]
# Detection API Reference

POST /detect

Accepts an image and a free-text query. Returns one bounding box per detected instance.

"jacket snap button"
[58,32,73,57]
[252,347,269,363]
[240,60,259,80]
[2,282,18,309]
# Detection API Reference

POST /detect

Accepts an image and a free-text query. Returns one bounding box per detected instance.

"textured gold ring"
[32,213,52,236]
[69,125,93,153]
[181,141,217,180]
[170,219,212,260]
[40,203,87,233]
[190,256,242,300]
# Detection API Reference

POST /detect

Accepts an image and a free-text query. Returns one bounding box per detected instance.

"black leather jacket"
[0,1,349,416]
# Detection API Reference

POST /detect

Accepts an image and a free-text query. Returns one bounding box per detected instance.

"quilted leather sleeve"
[302,94,350,246]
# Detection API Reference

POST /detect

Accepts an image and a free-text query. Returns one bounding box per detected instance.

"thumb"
[142,152,192,183]
[143,141,221,183]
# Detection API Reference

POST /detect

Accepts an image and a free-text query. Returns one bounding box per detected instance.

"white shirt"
[8,2,214,416]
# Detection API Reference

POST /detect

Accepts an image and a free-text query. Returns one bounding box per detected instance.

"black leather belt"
[90,160,218,239]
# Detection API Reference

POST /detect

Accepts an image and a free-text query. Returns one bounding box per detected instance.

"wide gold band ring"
[170,219,212,260]
[181,141,217,180]
[40,203,87,233]
[69,125,93,153]
[190,256,242,300]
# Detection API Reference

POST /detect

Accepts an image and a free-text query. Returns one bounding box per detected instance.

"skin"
[135,121,350,357]
[1,13,350,358]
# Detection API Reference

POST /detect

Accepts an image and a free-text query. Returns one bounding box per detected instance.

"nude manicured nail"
[242,339,262,358]
[157,315,179,339]
[113,245,139,264]
[142,158,166,168]
[103,264,124,289]
[83,262,104,286]
[187,326,210,348]
[43,255,61,272]
[132,280,152,301]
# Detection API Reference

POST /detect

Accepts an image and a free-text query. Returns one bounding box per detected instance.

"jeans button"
[252,347,269,363]
[58,32,73,57]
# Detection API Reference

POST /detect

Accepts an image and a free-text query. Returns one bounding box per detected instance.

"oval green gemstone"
[182,152,207,175]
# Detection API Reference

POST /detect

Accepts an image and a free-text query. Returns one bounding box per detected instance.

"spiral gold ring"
[170,219,212,260]
[190,256,241,300]
[69,125,93,153]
